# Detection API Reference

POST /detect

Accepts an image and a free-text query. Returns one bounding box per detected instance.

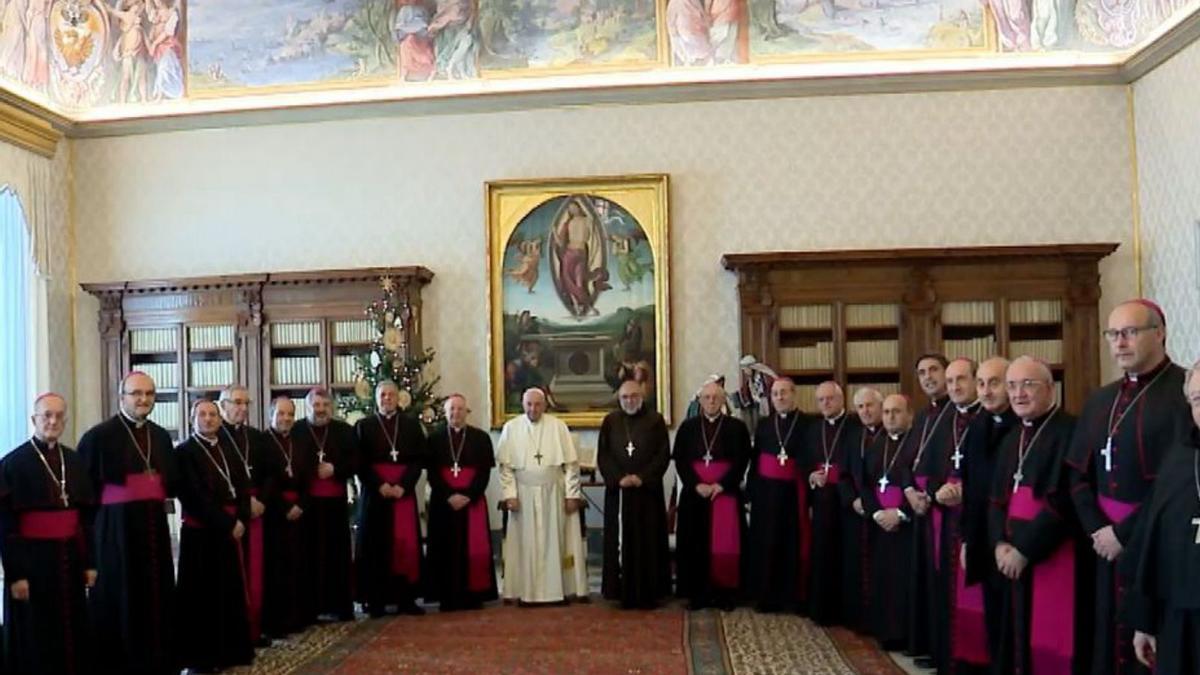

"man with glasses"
[1066,300,1189,675]
[0,393,96,674]
[78,370,178,674]
[988,356,1079,674]
[218,385,272,643]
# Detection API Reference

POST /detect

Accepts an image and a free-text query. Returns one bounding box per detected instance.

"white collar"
[866,425,877,433]
[956,400,979,414]
[120,409,146,429]
[703,414,721,423]
[888,432,902,441]
[825,410,846,425]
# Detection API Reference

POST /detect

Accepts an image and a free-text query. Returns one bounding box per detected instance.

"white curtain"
[0,188,32,453]
[0,141,55,278]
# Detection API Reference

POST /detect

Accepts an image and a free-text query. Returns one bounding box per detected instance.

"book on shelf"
[333,319,375,345]
[291,397,309,420]
[271,357,321,386]
[1009,299,1063,324]
[779,305,832,330]
[1008,339,1064,364]
[270,321,321,347]
[942,301,995,326]
[133,362,178,389]
[130,327,177,353]
[846,340,899,369]
[189,360,234,389]
[779,342,834,371]
[845,304,900,328]
[850,382,901,399]
[188,324,235,351]
[943,337,997,365]
[148,403,179,431]
[332,355,359,384]
[795,384,818,413]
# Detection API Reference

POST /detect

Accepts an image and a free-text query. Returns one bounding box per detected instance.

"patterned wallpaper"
[71,84,1137,432]
[1135,38,1200,368]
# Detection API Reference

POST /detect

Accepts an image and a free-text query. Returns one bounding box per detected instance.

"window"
[0,187,31,453]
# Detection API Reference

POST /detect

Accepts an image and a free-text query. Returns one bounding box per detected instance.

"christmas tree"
[336,275,445,430]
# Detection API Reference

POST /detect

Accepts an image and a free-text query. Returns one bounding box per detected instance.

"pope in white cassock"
[498,388,589,604]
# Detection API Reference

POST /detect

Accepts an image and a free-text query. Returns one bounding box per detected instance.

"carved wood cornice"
[722,244,1120,271]
[81,266,435,298]
[0,97,62,158]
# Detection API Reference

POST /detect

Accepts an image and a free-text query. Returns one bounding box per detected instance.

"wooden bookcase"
[722,244,1117,414]
[83,267,433,439]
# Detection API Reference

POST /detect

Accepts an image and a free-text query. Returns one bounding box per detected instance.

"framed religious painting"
[486,174,671,429]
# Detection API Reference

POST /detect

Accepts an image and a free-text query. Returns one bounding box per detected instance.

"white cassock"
[497,413,588,603]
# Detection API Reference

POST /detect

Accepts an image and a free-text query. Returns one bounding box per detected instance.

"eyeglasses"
[122,389,157,398]
[1102,324,1159,342]
[1005,379,1049,393]
[33,412,66,421]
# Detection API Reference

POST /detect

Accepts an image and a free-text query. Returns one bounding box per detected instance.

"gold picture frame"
[486,174,671,429]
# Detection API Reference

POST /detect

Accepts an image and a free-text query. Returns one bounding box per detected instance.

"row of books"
[845,340,899,369]
[1009,300,1063,324]
[780,305,833,330]
[850,382,902,398]
[130,328,177,354]
[794,385,819,412]
[333,320,375,345]
[944,337,998,365]
[134,362,178,389]
[942,301,995,326]
[780,342,835,371]
[333,355,359,384]
[187,325,235,351]
[846,304,900,328]
[189,360,235,388]
[1009,339,1064,364]
[272,357,321,386]
[271,322,321,347]
[290,398,310,420]
[148,404,180,431]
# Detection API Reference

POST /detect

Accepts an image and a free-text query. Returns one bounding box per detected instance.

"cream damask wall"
[1135,38,1200,366]
[71,84,1137,434]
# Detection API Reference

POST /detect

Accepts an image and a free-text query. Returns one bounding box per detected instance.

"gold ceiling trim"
[0,94,64,157]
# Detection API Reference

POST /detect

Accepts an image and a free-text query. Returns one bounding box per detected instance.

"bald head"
[770,378,796,414]
[119,371,156,421]
[946,358,977,407]
[191,399,222,437]
[1107,301,1167,375]
[444,393,469,429]
[882,394,912,434]
[815,381,844,419]
[854,387,883,428]
[699,381,726,418]
[218,385,250,426]
[522,387,547,422]
[1006,356,1055,420]
[976,357,1010,414]
[269,396,296,433]
[31,393,67,444]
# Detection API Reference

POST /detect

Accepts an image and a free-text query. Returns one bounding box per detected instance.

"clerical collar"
[991,406,1012,423]
[380,409,398,419]
[825,410,846,424]
[703,414,721,423]
[866,425,877,434]
[776,409,794,419]
[195,433,220,446]
[223,420,242,431]
[448,424,466,433]
[30,435,56,451]
[888,431,904,441]
[271,428,289,438]
[1125,356,1170,384]
[1020,406,1057,428]
[120,409,146,429]
[930,395,949,409]
[956,400,981,415]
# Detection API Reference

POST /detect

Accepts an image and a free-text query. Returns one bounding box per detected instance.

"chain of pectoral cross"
[910,404,951,472]
[378,413,401,462]
[1101,367,1171,473]
[775,413,801,467]
[1012,407,1059,493]
[1193,450,1200,544]
[31,437,69,507]
[950,417,969,472]
[221,425,253,479]
[819,415,846,473]
[878,436,903,493]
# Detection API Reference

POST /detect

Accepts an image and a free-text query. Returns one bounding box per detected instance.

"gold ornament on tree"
[396,389,413,410]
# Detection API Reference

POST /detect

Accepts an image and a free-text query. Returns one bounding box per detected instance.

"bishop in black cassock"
[863,394,915,650]
[989,357,1084,675]
[262,398,315,636]
[1067,301,1188,675]
[293,388,357,621]
[77,372,177,675]
[355,381,428,616]
[1124,401,1200,675]
[174,401,254,672]
[0,394,96,675]
[674,382,751,611]
[597,381,671,609]
[426,395,498,611]
[746,379,812,614]
[841,388,884,633]
[803,382,861,625]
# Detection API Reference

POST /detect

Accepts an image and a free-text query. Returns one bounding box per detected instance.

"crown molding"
[0,91,66,157]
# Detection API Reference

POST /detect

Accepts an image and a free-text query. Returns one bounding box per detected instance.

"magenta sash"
[282,489,300,504]
[1008,486,1074,675]
[183,503,237,528]
[879,485,903,509]
[246,488,264,642]
[18,510,80,539]
[1098,495,1138,524]
[951,543,989,664]
[440,466,492,592]
[309,477,345,498]
[374,463,420,582]
[823,464,841,484]
[757,453,809,599]
[101,473,165,504]
[693,460,740,589]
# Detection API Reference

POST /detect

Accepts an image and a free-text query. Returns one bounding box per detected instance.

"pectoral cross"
[534,450,544,465]
[285,466,293,478]
[1192,517,1200,544]
[777,451,789,467]
[317,450,326,464]
[703,452,713,467]
[877,475,889,493]
[625,441,635,457]
[228,484,237,499]
[390,449,399,462]
[951,449,964,471]
[245,463,253,478]
[1012,471,1023,493]
[1101,437,1113,473]
[822,461,832,474]
[451,463,461,478]
[60,480,69,508]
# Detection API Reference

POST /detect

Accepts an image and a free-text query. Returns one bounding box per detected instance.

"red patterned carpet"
[301,604,688,674]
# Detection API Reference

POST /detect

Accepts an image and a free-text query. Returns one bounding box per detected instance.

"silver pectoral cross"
[703,452,713,467]
[625,441,635,457]
[451,463,461,478]
[951,449,964,470]
[1192,517,1200,544]
[318,450,326,464]
[390,449,399,462]
[822,461,832,473]
[1012,471,1023,493]
[777,451,788,467]
[60,480,69,508]
[877,475,889,493]
[1101,437,1113,473]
